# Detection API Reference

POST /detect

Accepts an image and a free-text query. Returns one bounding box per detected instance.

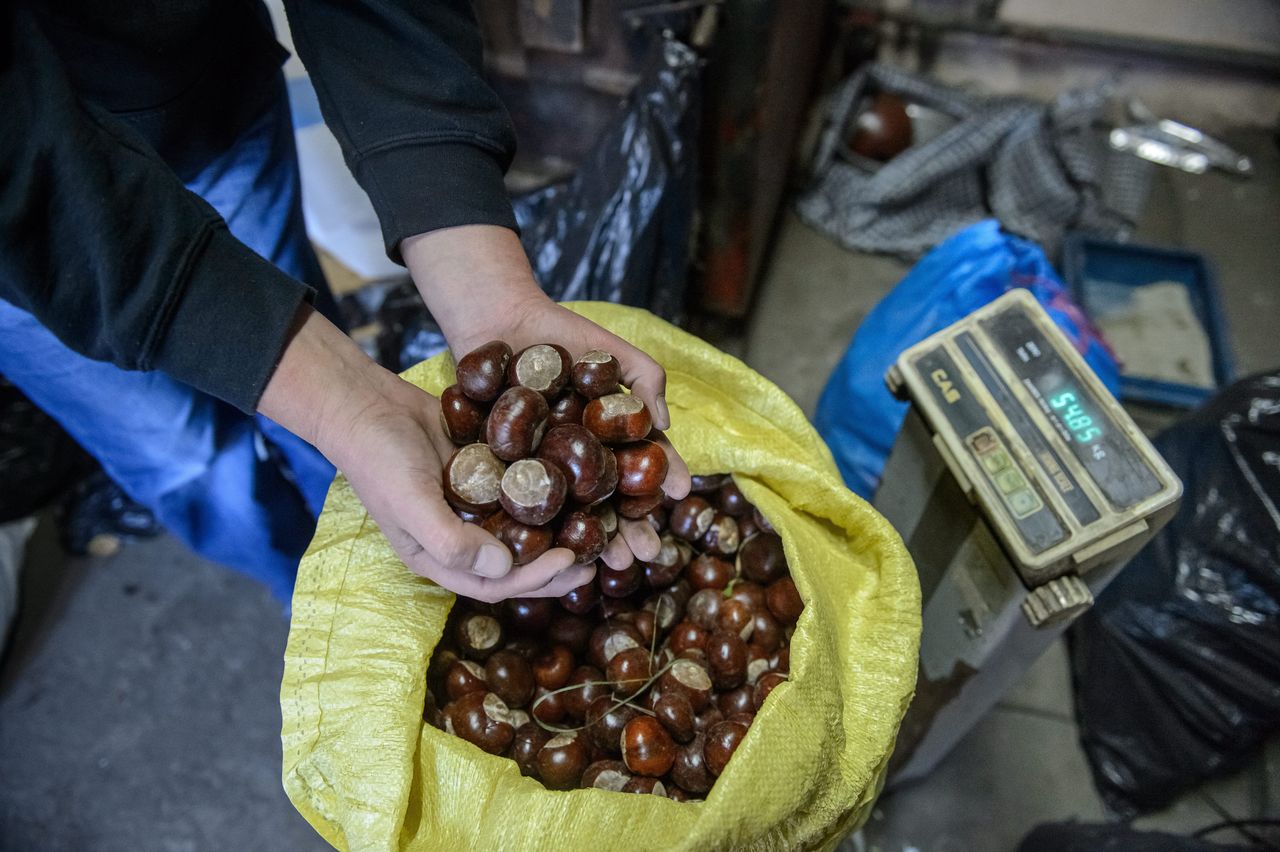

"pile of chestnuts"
[428,341,803,800]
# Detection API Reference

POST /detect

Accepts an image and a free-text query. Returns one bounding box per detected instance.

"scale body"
[873,290,1182,785]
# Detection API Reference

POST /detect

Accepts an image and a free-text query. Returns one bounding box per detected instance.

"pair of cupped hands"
[259,225,690,602]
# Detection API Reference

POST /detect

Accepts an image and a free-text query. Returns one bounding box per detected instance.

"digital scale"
[872,290,1182,785]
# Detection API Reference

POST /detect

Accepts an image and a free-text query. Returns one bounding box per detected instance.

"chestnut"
[717,685,755,718]
[746,645,772,685]
[706,630,748,690]
[531,644,574,691]
[423,691,444,729]
[556,511,608,565]
[559,579,601,615]
[599,597,637,621]
[687,554,735,591]
[618,491,664,520]
[548,391,587,428]
[571,350,622,399]
[595,503,619,539]
[588,623,644,670]
[693,706,724,734]
[752,506,775,535]
[581,759,631,791]
[620,715,676,777]
[537,732,590,789]
[511,722,551,777]
[502,598,554,634]
[444,659,488,701]
[607,647,655,697]
[485,649,535,708]
[562,666,609,721]
[668,621,708,656]
[481,511,552,566]
[486,386,550,461]
[508,708,532,729]
[727,711,756,726]
[728,581,767,614]
[453,507,488,525]
[622,609,657,646]
[583,393,652,444]
[537,425,613,504]
[586,695,638,754]
[703,720,748,776]
[498,459,566,526]
[455,612,504,660]
[448,692,515,755]
[738,533,787,585]
[642,535,683,588]
[716,598,755,640]
[443,444,505,515]
[654,692,696,743]
[581,448,619,506]
[548,613,592,656]
[455,340,512,402]
[658,659,713,712]
[530,686,567,725]
[689,474,728,493]
[622,777,667,796]
[766,577,804,624]
[700,513,740,557]
[770,646,790,675]
[669,496,715,543]
[754,671,787,710]
[750,611,783,652]
[614,441,668,497]
[736,513,760,542]
[667,786,694,803]
[644,590,682,634]
[599,561,643,599]
[671,733,714,793]
[440,384,487,444]
[686,588,722,631]
[509,343,571,398]
[716,480,752,516]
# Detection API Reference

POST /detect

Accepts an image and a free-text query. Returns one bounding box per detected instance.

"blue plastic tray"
[1061,234,1234,408]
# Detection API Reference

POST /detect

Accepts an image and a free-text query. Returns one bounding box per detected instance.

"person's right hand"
[259,305,593,602]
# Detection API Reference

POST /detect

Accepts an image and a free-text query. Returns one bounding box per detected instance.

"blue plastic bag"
[814,220,1120,498]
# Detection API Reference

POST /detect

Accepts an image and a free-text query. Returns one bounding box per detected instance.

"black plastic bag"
[1070,371,1280,815]
[1018,821,1255,852]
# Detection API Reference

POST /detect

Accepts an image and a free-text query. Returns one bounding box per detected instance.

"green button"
[1008,488,1041,517]
[982,451,1009,473]
[995,468,1024,494]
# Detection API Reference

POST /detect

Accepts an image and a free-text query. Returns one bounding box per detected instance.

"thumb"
[405,497,514,580]
[610,341,670,431]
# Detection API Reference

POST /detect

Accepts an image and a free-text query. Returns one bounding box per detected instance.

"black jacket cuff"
[151,226,313,412]
[354,141,518,264]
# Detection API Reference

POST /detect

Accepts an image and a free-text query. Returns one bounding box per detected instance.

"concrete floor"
[2,132,1278,851]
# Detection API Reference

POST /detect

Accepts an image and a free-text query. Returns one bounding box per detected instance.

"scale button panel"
[971,429,1043,519]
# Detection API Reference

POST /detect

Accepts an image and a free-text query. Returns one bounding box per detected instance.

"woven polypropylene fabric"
[281,303,921,851]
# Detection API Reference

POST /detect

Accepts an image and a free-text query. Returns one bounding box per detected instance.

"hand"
[259,305,594,602]
[402,225,692,569]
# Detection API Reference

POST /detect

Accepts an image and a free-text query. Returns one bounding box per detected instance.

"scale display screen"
[1046,385,1103,445]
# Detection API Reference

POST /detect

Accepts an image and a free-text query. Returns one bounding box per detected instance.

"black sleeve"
[282,0,518,263]
[0,8,312,413]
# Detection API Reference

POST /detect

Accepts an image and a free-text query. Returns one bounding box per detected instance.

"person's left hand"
[402,225,692,571]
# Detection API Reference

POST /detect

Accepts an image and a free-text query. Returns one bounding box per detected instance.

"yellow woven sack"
[282,303,920,851]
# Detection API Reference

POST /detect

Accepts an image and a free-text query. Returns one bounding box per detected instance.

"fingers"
[619,518,661,563]
[650,431,691,500]
[516,562,598,598]
[600,532,635,571]
[410,547,578,603]
[608,340,670,431]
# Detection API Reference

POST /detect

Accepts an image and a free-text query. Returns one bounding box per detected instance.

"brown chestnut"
[455,340,512,402]
[485,650,535,708]
[614,441,668,497]
[498,458,566,526]
[693,706,724,734]
[581,759,631,791]
[671,733,714,793]
[620,715,676,777]
[622,776,667,796]
[555,511,608,565]
[538,425,613,504]
[486,386,549,461]
[559,579,601,615]
[440,384,488,445]
[716,598,755,640]
[717,685,755,718]
[658,659,713,712]
[443,444,505,515]
[736,513,760,542]
[618,609,657,647]
[571,350,622,399]
[686,588,722,631]
[481,511,552,566]
[562,666,609,722]
[455,612,504,660]
[770,646,790,675]
[444,659,488,702]
[700,513,740,557]
[581,448,619,506]
[586,695,639,754]
[703,720,748,776]
[689,474,728,493]
[750,611,783,652]
[716,480,752,517]
[643,535,683,588]
[537,732,590,789]
[548,613,592,655]
[508,343,571,398]
[607,647,655,697]
[640,504,669,534]
[738,533,787,585]
[583,393,652,444]
[754,671,787,710]
[766,577,804,624]
[548,391,587,428]
[668,621,708,656]
[746,645,772,685]
[599,561,643,599]
[530,686,567,725]
[617,491,664,520]
[706,630,748,690]
[531,644,574,691]
[502,598,554,634]
[645,589,682,635]
[448,692,515,755]
[752,506,775,535]
[588,623,644,670]
[654,692,696,743]
[728,581,767,614]
[595,503,619,538]
[687,554,735,591]
[511,721,551,777]
[669,496,715,542]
